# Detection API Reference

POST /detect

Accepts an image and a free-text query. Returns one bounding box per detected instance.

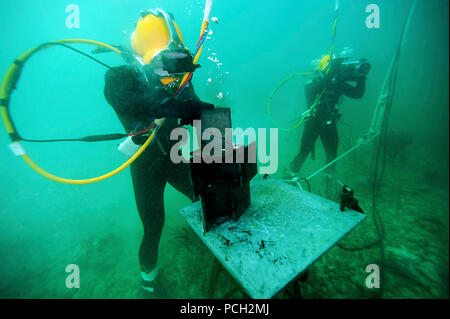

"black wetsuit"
[104,65,205,272]
[290,75,366,173]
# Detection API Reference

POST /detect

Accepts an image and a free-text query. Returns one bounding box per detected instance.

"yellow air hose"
[0,39,157,184]
[267,71,315,131]
[267,0,339,131]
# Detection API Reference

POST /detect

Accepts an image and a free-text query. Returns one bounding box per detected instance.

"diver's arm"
[104,66,164,117]
[159,97,213,121]
[156,81,213,121]
[104,67,212,120]
[340,77,366,99]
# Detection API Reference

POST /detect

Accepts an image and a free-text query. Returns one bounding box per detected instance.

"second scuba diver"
[103,9,213,296]
[288,54,369,178]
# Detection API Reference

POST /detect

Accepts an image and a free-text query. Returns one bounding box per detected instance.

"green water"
[0,0,448,299]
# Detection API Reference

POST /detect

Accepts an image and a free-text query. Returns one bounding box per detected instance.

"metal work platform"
[179,176,366,299]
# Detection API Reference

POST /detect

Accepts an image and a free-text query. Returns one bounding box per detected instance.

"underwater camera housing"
[190,108,257,233]
[330,58,371,81]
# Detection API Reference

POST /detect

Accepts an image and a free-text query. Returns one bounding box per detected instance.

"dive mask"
[142,48,201,92]
[148,49,201,78]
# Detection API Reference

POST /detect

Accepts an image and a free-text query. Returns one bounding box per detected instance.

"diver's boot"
[140,267,170,298]
[283,168,297,181]
[282,169,303,190]
[141,267,159,294]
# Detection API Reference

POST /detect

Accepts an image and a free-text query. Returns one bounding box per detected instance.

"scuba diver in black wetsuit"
[289,54,369,176]
[104,9,213,295]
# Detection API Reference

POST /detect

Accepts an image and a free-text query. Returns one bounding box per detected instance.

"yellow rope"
[267,1,339,131]
[20,127,157,185]
[267,72,315,131]
[1,39,156,184]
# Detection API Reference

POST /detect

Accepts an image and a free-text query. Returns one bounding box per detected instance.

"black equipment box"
[190,108,257,233]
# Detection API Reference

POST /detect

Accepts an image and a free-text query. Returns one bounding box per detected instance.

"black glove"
[159,97,214,124]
